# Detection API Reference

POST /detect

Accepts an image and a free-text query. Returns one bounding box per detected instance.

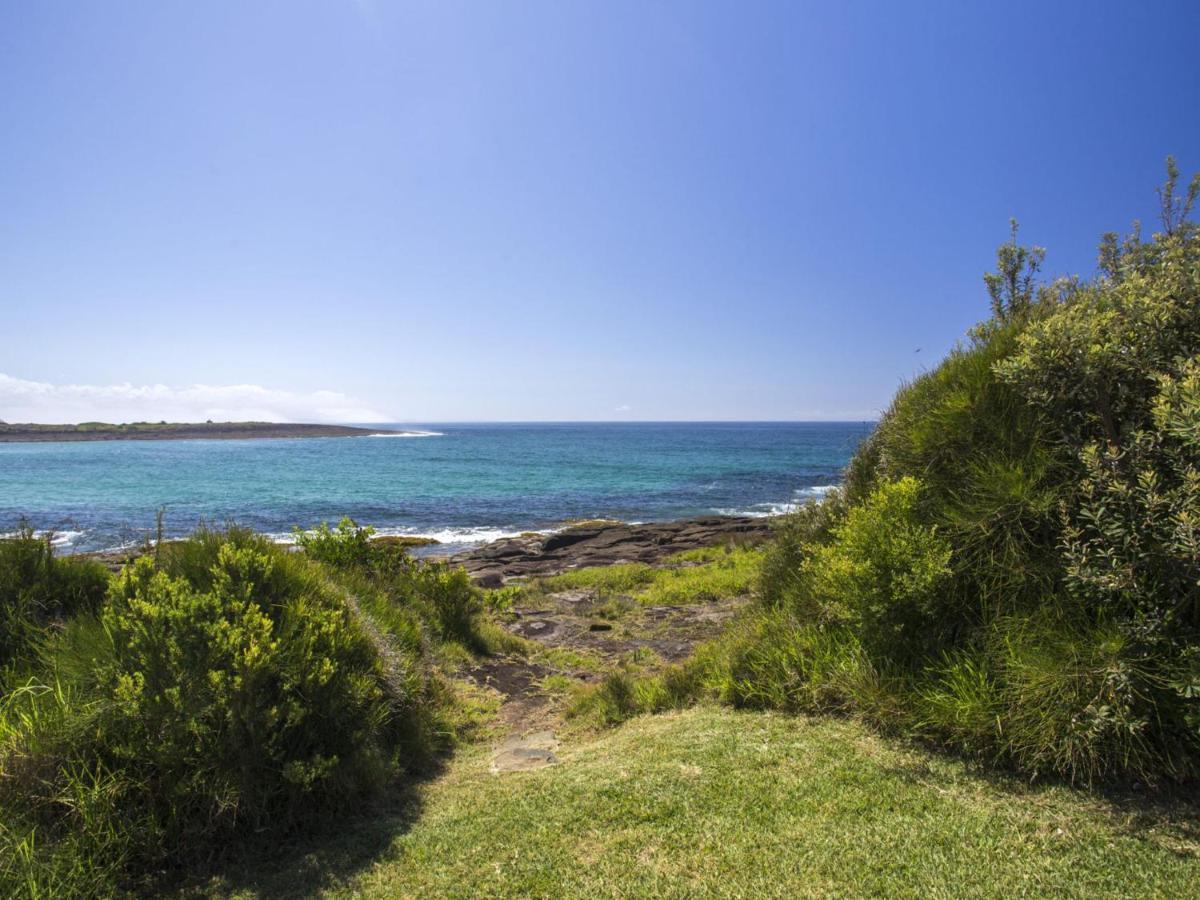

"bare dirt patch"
[465,588,751,764]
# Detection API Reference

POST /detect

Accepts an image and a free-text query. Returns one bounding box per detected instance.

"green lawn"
[195,706,1200,898]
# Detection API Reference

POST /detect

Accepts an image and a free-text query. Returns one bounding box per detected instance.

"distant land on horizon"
[0,421,404,443]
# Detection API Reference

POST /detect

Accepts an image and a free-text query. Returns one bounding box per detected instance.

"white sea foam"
[801,487,840,501]
[368,431,444,438]
[396,526,544,545]
[0,528,86,548]
[268,524,556,548]
[712,485,840,518]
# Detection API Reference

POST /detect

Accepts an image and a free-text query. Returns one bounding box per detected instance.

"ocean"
[0,422,873,553]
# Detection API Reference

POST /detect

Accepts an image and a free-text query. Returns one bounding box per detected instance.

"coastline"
[441,515,774,585]
[75,514,778,577]
[0,421,411,443]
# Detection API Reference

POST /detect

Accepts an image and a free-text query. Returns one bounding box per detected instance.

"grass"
[533,545,762,608]
[191,706,1200,898]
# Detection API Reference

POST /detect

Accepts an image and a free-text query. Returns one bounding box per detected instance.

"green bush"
[0,527,444,894]
[917,650,1002,759]
[759,490,848,608]
[296,518,487,651]
[0,528,110,675]
[863,320,1066,623]
[800,478,953,662]
[991,613,1190,783]
[729,159,1200,783]
[99,547,397,839]
[293,516,377,569]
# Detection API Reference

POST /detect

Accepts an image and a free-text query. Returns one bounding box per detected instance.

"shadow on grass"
[170,756,447,899]
[878,752,1200,860]
[1094,781,1200,858]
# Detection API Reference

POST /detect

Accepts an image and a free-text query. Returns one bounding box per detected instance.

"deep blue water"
[0,422,872,552]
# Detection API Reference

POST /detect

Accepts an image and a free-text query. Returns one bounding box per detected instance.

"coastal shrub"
[294,516,377,569]
[798,478,953,663]
[0,528,110,675]
[758,491,848,609]
[297,517,487,651]
[0,527,440,894]
[916,650,1002,759]
[99,550,396,838]
[728,160,1200,782]
[990,612,1191,783]
[864,321,1065,624]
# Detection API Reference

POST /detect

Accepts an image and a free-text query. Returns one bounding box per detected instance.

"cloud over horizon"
[0,374,392,424]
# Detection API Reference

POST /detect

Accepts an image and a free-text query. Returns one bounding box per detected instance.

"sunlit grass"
[533,545,762,607]
[192,706,1200,898]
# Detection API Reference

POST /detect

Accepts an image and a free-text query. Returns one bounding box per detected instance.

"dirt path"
[466,587,749,771]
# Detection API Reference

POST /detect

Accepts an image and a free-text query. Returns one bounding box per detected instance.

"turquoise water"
[0,422,872,552]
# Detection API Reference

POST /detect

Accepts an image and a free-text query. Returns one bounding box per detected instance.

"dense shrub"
[0,528,110,674]
[293,516,377,569]
[800,478,952,662]
[297,517,486,650]
[759,489,848,607]
[0,526,447,895]
[855,317,1066,625]
[660,160,1200,784]
[100,546,397,838]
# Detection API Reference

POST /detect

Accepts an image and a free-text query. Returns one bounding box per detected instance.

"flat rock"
[447,515,774,585]
[491,730,560,773]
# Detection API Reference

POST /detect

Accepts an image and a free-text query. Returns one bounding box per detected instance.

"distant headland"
[0,421,408,442]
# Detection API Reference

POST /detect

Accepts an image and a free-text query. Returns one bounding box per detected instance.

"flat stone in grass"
[511,617,562,639]
[491,731,560,773]
[551,589,596,606]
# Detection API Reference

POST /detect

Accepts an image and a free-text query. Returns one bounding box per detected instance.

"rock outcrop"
[444,515,774,586]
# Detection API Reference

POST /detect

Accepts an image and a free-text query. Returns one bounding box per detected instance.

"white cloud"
[614,404,632,413]
[0,373,392,424]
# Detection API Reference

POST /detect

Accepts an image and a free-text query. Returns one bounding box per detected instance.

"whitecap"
[711,485,840,518]
[0,528,87,548]
[367,431,444,438]
[385,525,553,545]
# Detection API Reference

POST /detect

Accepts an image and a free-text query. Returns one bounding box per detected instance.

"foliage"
[97,547,397,841]
[1060,364,1200,633]
[715,159,1200,783]
[990,612,1187,783]
[758,489,848,608]
[0,526,451,895]
[800,478,952,662]
[296,517,487,651]
[983,219,1046,322]
[533,545,763,607]
[294,517,378,569]
[0,527,110,675]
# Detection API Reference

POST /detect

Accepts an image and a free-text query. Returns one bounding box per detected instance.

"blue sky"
[2,1,1198,423]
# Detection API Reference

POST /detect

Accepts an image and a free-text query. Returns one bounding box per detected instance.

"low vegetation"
[192,707,1200,898]
[4,161,1199,895]
[0,520,493,896]
[527,544,762,608]
[574,160,1200,786]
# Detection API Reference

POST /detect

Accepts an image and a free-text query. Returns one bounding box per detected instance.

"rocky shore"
[77,515,777,578]
[444,515,774,586]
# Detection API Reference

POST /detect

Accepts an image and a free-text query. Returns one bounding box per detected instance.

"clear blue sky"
[2,1,1198,423]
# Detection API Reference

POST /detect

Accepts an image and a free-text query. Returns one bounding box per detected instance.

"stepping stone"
[490,730,560,773]
[551,589,596,605]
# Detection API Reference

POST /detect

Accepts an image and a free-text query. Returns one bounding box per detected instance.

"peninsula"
[0,421,406,442]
